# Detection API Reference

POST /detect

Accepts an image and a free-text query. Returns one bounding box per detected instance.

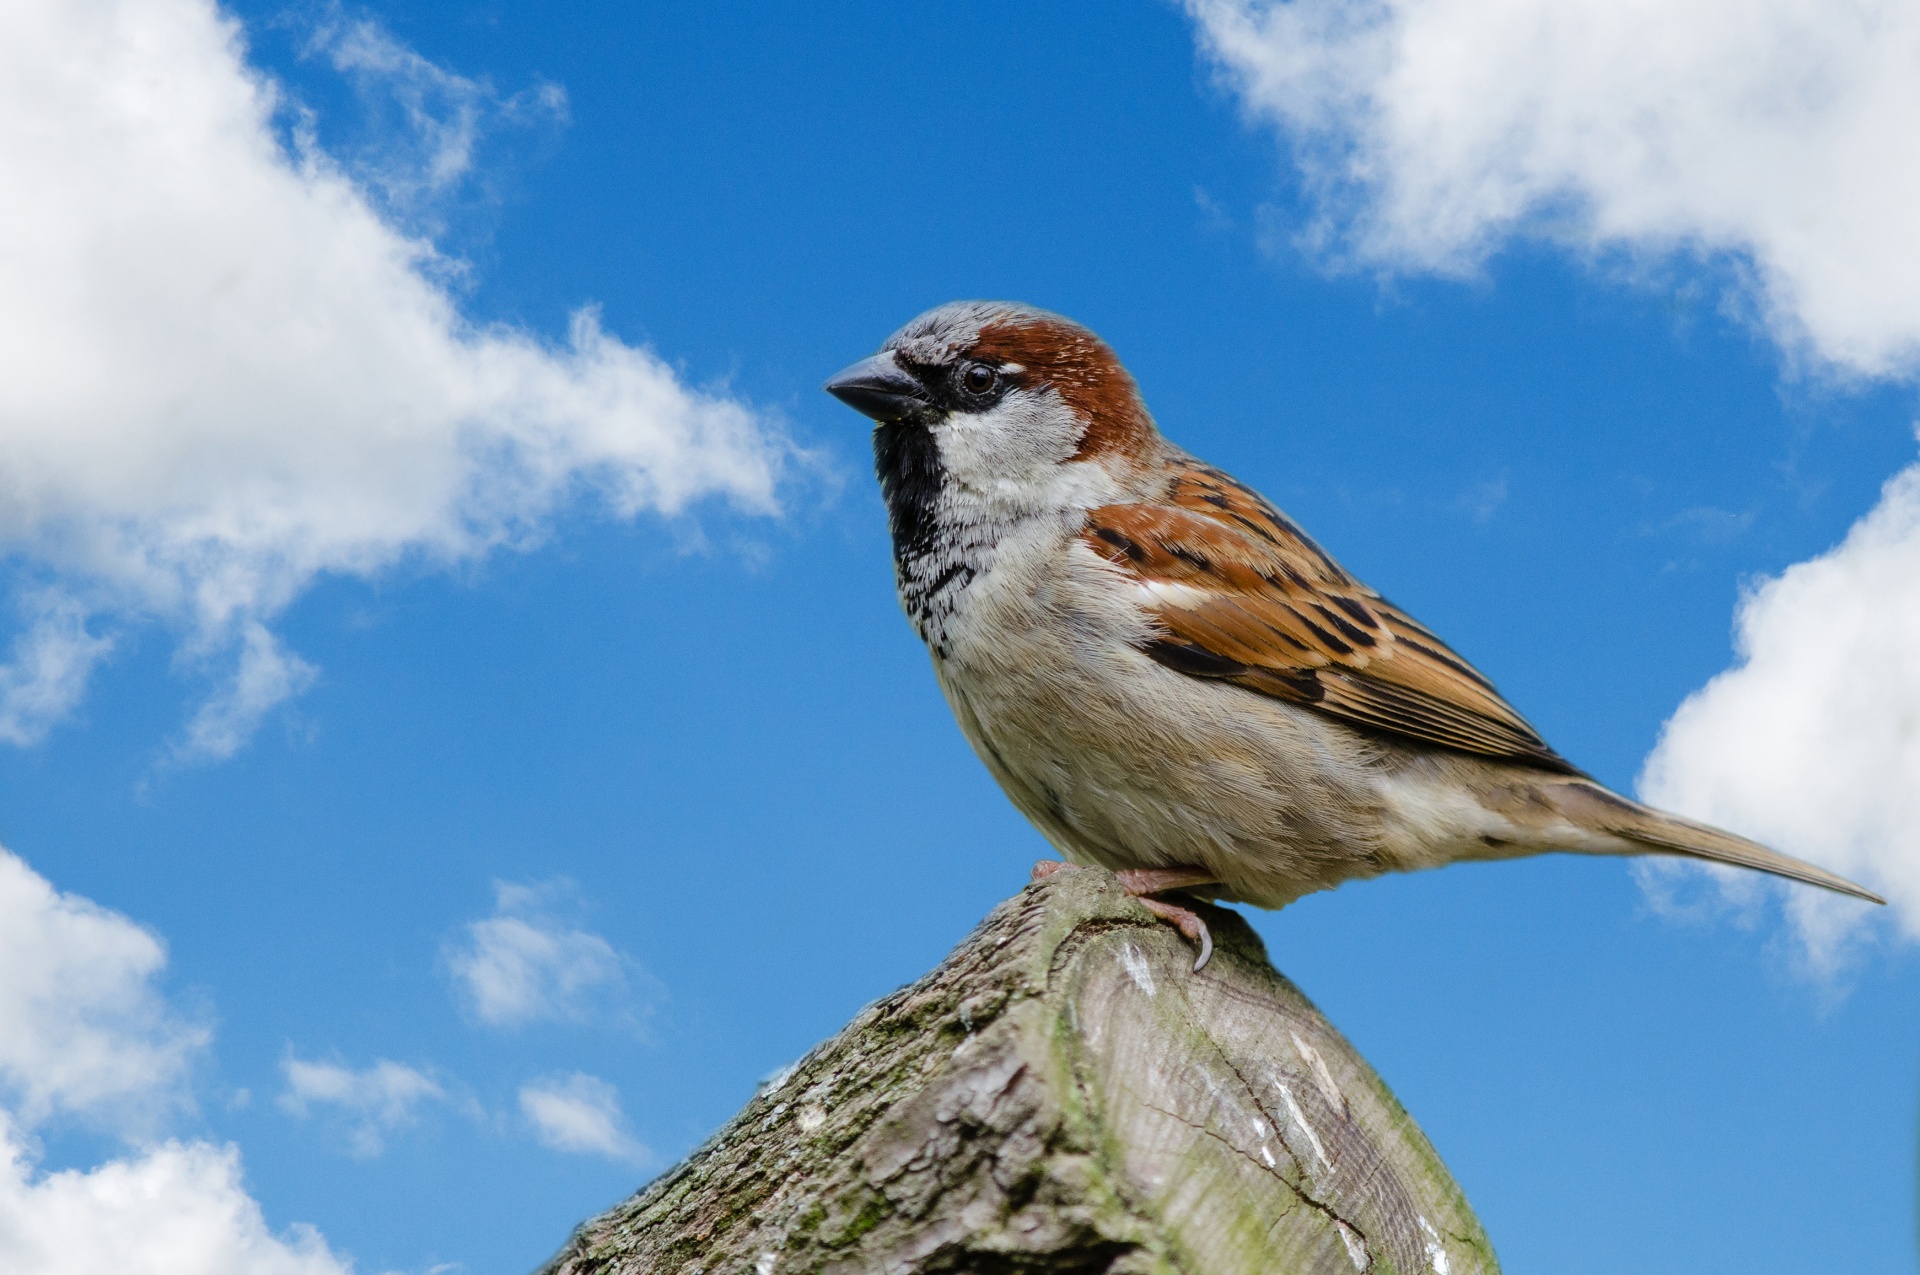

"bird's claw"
[1134,895,1215,972]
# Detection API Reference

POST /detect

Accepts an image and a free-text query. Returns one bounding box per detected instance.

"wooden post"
[539,865,1499,1275]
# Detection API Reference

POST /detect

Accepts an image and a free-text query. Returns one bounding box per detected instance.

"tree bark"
[539,865,1499,1275]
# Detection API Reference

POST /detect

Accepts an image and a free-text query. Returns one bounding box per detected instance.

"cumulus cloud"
[1185,0,1920,958]
[1640,463,1920,969]
[278,1055,446,1158]
[0,847,207,1130]
[0,0,788,758]
[518,1073,649,1164]
[0,1124,351,1275]
[443,881,651,1029]
[1185,0,1920,378]
[0,848,350,1272]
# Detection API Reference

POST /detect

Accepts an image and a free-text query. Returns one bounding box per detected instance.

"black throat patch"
[872,418,944,565]
[871,418,983,653]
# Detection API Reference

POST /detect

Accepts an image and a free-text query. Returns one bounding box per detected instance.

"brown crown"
[969,317,1156,461]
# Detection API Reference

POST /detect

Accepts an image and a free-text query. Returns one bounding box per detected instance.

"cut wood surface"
[540,866,1498,1275]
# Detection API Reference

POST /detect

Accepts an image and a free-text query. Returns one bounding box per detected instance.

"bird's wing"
[1082,458,1579,774]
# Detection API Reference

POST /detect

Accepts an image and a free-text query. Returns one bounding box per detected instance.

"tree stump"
[540,865,1498,1275]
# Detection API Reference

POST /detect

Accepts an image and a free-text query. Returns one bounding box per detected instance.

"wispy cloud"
[0,0,791,760]
[278,1054,447,1158]
[0,591,114,748]
[301,6,569,230]
[1453,474,1507,524]
[444,881,655,1029]
[518,1073,650,1164]
[1185,0,1920,963]
[177,624,319,763]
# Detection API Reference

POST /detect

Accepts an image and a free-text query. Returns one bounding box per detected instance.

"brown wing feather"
[1084,459,1580,774]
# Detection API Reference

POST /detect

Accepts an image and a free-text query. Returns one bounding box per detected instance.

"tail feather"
[1549,782,1885,905]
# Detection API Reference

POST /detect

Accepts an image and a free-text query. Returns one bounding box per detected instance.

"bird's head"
[825,302,1161,514]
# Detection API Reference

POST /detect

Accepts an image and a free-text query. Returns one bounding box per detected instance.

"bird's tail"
[1547,781,1884,904]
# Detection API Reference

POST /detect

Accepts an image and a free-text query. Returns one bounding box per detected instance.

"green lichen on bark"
[538,867,1500,1275]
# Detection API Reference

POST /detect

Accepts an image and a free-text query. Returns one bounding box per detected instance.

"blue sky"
[0,1,1916,1273]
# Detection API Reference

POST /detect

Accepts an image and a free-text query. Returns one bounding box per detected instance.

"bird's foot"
[1027,862,1218,971]
[1117,866,1218,972]
[1133,896,1214,972]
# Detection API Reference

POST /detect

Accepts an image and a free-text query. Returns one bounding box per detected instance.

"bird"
[824,301,1882,970]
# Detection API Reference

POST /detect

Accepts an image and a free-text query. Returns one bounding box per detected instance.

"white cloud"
[0,848,351,1273]
[1185,0,1920,959]
[444,881,648,1029]
[178,624,319,762]
[0,847,206,1130]
[1640,463,1920,969]
[0,0,789,758]
[1184,0,1920,379]
[304,9,568,225]
[0,1120,352,1275]
[518,1073,648,1164]
[0,592,114,747]
[278,1055,445,1158]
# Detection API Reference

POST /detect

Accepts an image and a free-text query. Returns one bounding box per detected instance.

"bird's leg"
[1029,860,1070,883]
[1112,867,1217,895]
[1116,867,1219,972]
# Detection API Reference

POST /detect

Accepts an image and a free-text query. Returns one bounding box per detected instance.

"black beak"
[824,351,929,421]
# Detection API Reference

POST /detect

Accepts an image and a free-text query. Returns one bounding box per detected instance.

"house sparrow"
[826,302,1881,969]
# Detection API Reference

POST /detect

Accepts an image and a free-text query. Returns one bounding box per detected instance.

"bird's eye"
[961,363,997,395]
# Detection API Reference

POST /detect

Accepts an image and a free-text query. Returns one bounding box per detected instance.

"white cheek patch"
[930,388,1131,522]
[940,387,1144,514]
[935,388,1080,490]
